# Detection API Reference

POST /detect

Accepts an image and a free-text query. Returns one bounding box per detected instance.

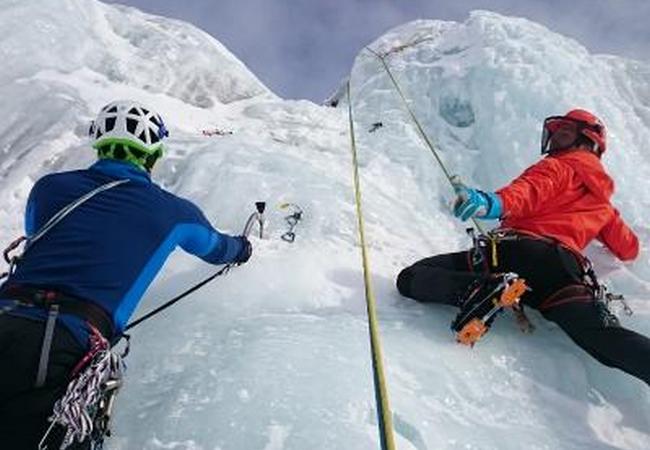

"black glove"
[235,236,252,264]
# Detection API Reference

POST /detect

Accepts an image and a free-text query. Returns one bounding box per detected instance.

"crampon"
[451,273,528,346]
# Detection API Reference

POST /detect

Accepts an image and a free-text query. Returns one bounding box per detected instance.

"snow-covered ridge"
[0,3,649,449]
[0,0,274,236]
[2,0,271,106]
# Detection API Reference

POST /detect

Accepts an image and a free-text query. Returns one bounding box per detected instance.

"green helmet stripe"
[93,137,164,156]
[95,138,164,172]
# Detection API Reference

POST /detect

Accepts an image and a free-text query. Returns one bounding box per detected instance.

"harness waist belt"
[0,285,114,340]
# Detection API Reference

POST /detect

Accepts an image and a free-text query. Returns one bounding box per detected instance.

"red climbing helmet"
[541,109,607,156]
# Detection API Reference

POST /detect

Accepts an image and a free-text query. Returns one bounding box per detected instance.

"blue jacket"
[0,159,244,346]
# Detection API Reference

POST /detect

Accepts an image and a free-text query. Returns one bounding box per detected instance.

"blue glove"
[453,184,502,221]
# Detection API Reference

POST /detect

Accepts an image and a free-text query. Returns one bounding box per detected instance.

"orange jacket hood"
[551,150,614,201]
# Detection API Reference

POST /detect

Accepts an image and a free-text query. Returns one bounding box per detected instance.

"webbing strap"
[346,82,397,450]
[3,179,130,281]
[365,47,487,238]
[35,304,59,388]
[26,179,129,252]
[491,238,499,268]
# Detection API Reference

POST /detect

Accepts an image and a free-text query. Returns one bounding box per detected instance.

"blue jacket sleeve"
[175,198,244,265]
[24,183,39,235]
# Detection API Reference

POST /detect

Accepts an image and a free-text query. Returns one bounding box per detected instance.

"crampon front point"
[452,274,528,347]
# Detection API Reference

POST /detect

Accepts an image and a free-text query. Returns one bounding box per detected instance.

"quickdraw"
[39,328,129,450]
[477,229,632,322]
[279,203,303,243]
[582,259,633,317]
[465,228,503,272]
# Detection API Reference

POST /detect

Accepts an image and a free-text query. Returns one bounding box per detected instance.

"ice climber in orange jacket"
[397,109,650,386]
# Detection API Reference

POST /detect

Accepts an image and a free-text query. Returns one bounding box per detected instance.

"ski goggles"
[540,116,601,154]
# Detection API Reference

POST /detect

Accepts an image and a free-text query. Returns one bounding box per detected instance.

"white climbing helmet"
[89,100,169,156]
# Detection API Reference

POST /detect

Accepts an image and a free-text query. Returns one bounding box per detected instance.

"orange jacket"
[496,149,639,261]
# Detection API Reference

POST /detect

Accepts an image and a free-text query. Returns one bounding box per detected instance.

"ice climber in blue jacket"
[0,100,252,449]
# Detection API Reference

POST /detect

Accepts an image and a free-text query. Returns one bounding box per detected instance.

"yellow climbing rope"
[346,81,397,450]
[365,47,490,239]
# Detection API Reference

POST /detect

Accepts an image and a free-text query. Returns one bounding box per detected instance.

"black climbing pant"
[396,235,650,386]
[0,315,90,449]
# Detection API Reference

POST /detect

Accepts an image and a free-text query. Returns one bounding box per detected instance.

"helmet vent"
[126,118,138,134]
[138,130,147,143]
[115,145,127,159]
[142,109,150,116]
[130,147,145,158]
[105,117,116,132]
[96,129,103,139]
[149,130,160,144]
[107,106,118,114]
[128,107,140,116]
[150,116,160,127]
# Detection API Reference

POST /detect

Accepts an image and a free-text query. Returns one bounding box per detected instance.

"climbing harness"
[0,192,260,448]
[346,81,397,450]
[486,229,631,329]
[489,229,632,318]
[0,179,128,393]
[39,202,259,448]
[279,203,303,243]
[0,179,130,449]
[36,202,261,449]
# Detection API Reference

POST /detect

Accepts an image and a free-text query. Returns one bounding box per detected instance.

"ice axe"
[243,201,266,238]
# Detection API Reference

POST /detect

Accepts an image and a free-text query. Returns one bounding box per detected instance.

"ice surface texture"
[0,3,649,449]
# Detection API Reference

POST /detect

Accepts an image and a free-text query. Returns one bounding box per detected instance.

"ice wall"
[0,3,648,449]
